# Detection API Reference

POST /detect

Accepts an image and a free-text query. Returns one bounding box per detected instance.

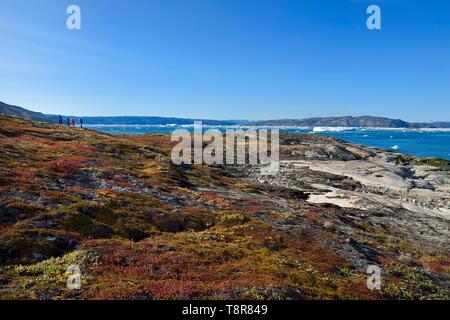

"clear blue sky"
[0,0,449,121]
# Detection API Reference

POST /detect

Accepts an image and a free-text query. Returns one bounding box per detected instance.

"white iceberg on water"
[312,127,357,132]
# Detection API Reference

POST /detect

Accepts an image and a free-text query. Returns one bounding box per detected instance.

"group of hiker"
[58,115,83,128]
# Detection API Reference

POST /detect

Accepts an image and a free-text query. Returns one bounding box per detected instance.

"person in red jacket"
[71,118,75,127]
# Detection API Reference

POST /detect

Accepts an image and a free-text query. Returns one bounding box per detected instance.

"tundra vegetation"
[0,115,448,300]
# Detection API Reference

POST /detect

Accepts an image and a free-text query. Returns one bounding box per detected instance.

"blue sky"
[0,0,449,121]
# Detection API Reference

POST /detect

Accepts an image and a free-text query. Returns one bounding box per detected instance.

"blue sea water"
[86,125,450,161]
[313,129,450,160]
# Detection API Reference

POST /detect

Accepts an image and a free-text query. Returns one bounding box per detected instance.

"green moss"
[412,157,450,168]
[78,204,117,225]
[219,213,250,227]
[400,155,449,168]
[115,218,159,241]
[381,264,450,300]
[63,213,93,233]
[0,250,97,299]
[3,199,43,214]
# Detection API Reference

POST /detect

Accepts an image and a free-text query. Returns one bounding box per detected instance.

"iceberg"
[312,127,357,132]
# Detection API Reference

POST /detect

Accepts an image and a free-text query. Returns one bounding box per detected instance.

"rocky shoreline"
[244,133,450,251]
[0,116,448,300]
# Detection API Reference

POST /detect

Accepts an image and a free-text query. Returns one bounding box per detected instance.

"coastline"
[0,115,448,300]
[83,123,450,161]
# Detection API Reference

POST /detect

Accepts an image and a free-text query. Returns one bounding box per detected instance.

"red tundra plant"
[65,185,91,195]
[42,141,63,149]
[47,156,86,175]
[10,167,37,183]
[67,142,95,154]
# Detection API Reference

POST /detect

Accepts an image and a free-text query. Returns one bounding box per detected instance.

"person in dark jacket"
[66,118,70,126]
[58,115,63,124]
[79,118,83,128]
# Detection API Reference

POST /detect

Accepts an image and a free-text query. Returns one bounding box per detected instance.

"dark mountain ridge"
[0,101,56,123]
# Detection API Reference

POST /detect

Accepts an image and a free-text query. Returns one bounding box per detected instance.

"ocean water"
[86,125,450,160]
[312,129,450,160]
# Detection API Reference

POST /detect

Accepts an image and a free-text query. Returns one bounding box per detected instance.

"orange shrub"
[423,262,447,273]
[65,185,91,195]
[11,168,36,181]
[67,142,95,153]
[303,211,321,223]
[47,156,86,174]
[43,141,63,149]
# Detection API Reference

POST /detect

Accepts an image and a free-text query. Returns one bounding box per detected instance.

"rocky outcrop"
[244,133,450,252]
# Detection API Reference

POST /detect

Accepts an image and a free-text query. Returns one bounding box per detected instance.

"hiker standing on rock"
[80,118,83,128]
[71,118,75,127]
[66,118,70,126]
[58,115,63,124]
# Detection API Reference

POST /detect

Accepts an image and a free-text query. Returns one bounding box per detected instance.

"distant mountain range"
[253,116,450,128]
[72,116,242,126]
[1,101,449,128]
[0,101,241,126]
